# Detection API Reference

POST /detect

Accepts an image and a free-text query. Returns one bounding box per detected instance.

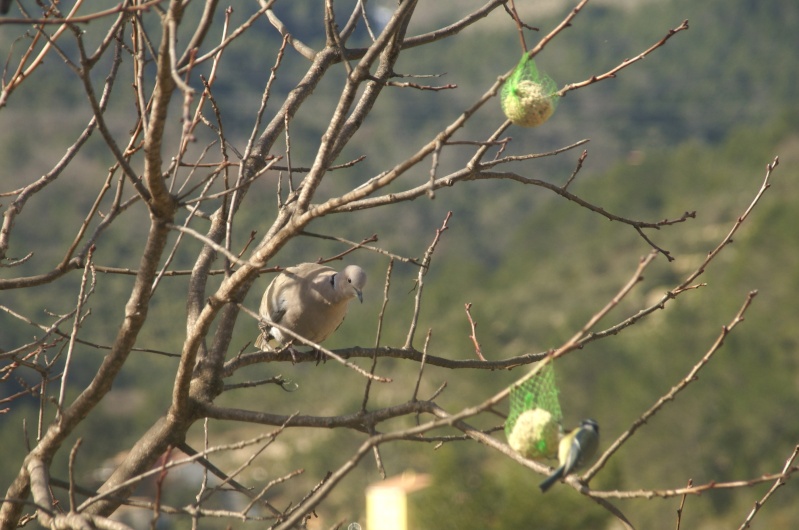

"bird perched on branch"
[539,418,599,492]
[255,263,367,350]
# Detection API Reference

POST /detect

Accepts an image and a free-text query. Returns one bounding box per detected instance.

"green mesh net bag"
[505,362,562,459]
[501,54,559,127]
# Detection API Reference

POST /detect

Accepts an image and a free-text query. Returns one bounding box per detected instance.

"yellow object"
[366,471,431,530]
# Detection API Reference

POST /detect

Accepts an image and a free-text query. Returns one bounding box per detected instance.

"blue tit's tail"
[539,465,565,492]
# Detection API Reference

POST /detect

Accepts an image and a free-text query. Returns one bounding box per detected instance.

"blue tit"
[539,418,599,492]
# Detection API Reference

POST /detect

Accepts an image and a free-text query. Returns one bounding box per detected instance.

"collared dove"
[255,263,367,349]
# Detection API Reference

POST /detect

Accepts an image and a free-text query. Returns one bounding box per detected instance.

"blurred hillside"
[1,0,798,528]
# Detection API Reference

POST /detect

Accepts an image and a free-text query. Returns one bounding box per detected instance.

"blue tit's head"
[581,419,599,434]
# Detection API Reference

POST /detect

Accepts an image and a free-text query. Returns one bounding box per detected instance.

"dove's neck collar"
[330,273,337,289]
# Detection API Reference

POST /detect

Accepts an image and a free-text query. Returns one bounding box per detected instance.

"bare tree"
[1,1,794,529]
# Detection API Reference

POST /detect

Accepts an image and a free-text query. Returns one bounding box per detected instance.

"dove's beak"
[356,288,363,303]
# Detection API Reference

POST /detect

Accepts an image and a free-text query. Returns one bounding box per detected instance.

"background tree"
[1,1,797,529]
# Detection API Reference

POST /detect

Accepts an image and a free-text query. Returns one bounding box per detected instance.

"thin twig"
[301,231,422,265]
[68,438,82,512]
[412,329,433,403]
[362,259,394,411]
[675,479,692,530]
[428,140,442,199]
[57,246,95,416]
[464,303,486,361]
[562,149,588,191]
[526,0,591,60]
[316,235,378,263]
[363,261,396,479]
[505,0,537,52]
[167,223,260,269]
[384,79,456,91]
[404,211,451,349]
[473,170,693,260]
[591,466,799,500]
[558,20,690,97]
[222,375,296,392]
